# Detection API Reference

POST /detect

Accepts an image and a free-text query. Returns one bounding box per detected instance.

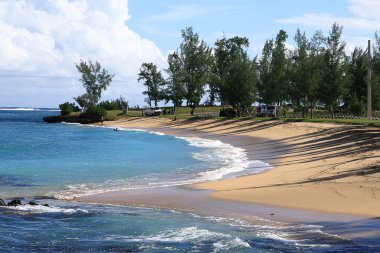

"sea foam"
[2,204,88,214]
[178,136,272,181]
[54,128,272,199]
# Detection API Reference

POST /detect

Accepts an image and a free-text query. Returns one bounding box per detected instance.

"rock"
[28,201,38,206]
[0,199,6,206]
[42,204,49,207]
[7,199,22,206]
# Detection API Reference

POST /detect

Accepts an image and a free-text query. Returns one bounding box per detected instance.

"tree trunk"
[330,104,335,119]
[277,101,282,117]
[209,93,215,106]
[190,106,195,116]
[302,97,307,118]
[310,101,314,119]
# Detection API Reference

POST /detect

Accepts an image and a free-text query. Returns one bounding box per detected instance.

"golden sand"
[95,117,380,217]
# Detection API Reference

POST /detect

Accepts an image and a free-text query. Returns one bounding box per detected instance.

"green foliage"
[163,52,186,108]
[138,62,165,106]
[80,105,107,122]
[258,30,290,113]
[258,39,274,104]
[75,60,114,110]
[213,36,257,115]
[59,102,79,115]
[345,47,367,115]
[179,27,212,115]
[318,23,348,118]
[99,96,128,110]
[219,108,237,117]
[372,31,380,110]
[74,94,92,110]
[348,93,366,116]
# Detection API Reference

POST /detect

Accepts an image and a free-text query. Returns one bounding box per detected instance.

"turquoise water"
[0,109,377,252]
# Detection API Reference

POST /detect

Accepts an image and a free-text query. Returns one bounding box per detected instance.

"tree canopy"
[137,24,379,118]
[138,62,165,107]
[74,60,114,110]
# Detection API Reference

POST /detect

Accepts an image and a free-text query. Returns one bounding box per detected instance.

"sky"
[1,0,380,108]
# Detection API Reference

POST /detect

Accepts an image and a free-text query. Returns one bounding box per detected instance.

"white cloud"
[0,0,166,107]
[348,0,380,19]
[278,0,380,31]
[149,4,240,22]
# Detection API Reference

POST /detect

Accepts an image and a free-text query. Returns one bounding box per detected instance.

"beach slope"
[89,118,380,217]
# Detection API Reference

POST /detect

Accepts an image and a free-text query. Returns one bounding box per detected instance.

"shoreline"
[80,117,380,217]
[76,117,380,245]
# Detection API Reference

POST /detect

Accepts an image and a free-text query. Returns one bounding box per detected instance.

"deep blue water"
[0,109,378,252]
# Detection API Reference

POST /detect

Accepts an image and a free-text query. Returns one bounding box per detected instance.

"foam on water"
[105,226,251,252]
[178,136,272,181]
[1,110,377,252]
[0,107,38,111]
[2,204,88,214]
[212,238,252,252]
[52,128,272,199]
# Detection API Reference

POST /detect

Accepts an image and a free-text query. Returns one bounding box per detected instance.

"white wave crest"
[53,128,271,199]
[0,107,39,111]
[3,204,88,214]
[178,136,271,181]
[147,226,228,242]
[104,226,250,252]
[212,237,251,252]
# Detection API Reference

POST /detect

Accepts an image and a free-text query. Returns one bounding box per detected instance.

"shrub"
[99,96,128,110]
[59,102,80,115]
[219,108,237,117]
[348,94,365,116]
[80,105,107,122]
[59,102,73,115]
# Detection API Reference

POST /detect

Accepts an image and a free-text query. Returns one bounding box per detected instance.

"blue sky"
[128,0,352,55]
[0,0,379,107]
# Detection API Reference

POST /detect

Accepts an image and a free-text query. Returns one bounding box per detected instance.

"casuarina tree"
[138,62,165,107]
[74,60,114,110]
[318,23,348,118]
[179,27,212,115]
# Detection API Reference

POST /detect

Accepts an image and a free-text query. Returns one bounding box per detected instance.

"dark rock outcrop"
[7,198,22,206]
[28,201,38,206]
[43,115,79,123]
[43,114,102,124]
[0,199,6,206]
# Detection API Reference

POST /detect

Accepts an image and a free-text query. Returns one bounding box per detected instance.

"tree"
[59,102,80,115]
[258,39,274,104]
[214,36,257,115]
[179,27,212,115]
[258,30,289,116]
[206,55,219,106]
[74,60,114,110]
[308,30,327,118]
[345,47,367,115]
[164,52,186,109]
[372,31,380,111]
[288,29,324,118]
[289,29,310,117]
[138,62,165,107]
[214,36,250,105]
[318,23,348,118]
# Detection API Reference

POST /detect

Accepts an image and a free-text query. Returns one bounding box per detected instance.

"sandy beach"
[80,117,380,218]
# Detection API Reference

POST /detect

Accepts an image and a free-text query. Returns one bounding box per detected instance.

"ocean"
[0,109,377,252]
